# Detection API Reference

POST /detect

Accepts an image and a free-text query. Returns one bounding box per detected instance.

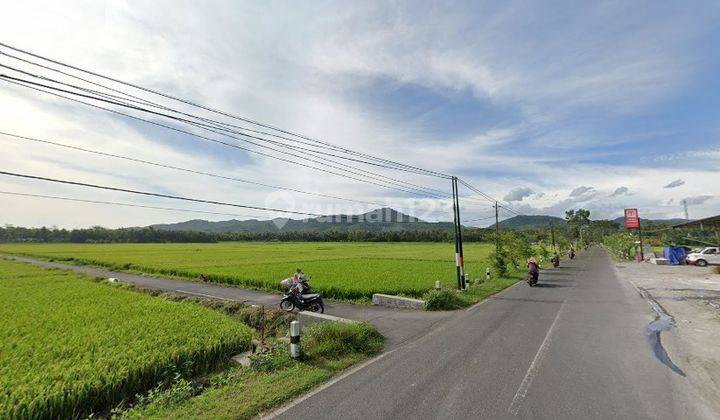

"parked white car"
[686,247,720,267]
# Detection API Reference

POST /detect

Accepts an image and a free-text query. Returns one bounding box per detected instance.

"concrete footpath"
[0,254,452,349]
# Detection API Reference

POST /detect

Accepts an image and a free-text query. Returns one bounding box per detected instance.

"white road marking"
[260,348,398,419]
[508,299,566,416]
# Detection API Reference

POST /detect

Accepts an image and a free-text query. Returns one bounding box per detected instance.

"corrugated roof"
[671,214,720,229]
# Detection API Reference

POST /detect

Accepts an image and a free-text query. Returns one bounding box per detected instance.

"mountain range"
[151,208,454,233]
[150,208,688,232]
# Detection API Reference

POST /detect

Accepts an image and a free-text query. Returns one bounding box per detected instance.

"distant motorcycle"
[279,278,324,313]
[526,260,539,287]
[551,255,560,268]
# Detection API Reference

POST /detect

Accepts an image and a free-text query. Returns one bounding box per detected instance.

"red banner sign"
[624,208,640,229]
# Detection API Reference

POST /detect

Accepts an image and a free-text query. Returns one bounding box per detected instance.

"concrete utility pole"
[495,201,500,256]
[451,177,465,290]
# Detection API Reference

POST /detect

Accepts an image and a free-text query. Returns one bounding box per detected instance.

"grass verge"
[423,273,522,310]
[116,322,384,419]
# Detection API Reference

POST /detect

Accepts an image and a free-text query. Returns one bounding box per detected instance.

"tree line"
[0,225,503,243]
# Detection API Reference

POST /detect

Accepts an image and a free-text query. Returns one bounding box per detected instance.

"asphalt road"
[271,247,715,419]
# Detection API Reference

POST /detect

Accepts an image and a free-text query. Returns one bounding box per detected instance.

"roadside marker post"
[290,320,301,359]
[485,267,490,281]
[435,280,441,290]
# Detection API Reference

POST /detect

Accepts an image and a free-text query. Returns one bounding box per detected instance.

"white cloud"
[683,195,714,206]
[0,1,719,228]
[569,186,595,197]
[503,187,534,202]
[664,179,685,189]
[610,187,629,197]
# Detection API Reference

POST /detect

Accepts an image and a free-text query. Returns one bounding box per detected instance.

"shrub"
[489,252,508,277]
[603,232,636,260]
[249,344,293,372]
[423,289,467,311]
[302,322,383,359]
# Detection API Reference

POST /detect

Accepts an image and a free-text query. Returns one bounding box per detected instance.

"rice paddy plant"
[0,242,497,300]
[0,259,252,419]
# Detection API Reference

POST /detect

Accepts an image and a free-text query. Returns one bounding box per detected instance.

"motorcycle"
[279,279,325,313]
[526,271,539,287]
[551,255,560,268]
[526,260,539,287]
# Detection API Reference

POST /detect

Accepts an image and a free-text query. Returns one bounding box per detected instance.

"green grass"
[423,274,522,310]
[0,242,497,300]
[0,258,252,419]
[118,322,384,419]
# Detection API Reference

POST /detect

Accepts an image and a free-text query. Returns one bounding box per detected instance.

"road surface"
[270,247,715,419]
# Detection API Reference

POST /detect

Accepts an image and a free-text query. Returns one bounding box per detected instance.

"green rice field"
[0,258,252,419]
[0,242,496,300]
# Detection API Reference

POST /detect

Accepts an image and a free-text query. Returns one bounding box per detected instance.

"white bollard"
[290,320,301,358]
[485,267,491,281]
[435,280,441,290]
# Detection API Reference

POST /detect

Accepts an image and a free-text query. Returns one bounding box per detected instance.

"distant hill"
[151,208,455,233]
[495,215,567,230]
[152,209,691,233]
[611,217,689,226]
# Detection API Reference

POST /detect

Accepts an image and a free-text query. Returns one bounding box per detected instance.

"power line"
[0,42,452,179]
[0,61,447,180]
[0,130,417,210]
[0,72,449,199]
[0,190,272,220]
[457,178,521,216]
[461,214,497,223]
[0,43,538,223]
[0,170,328,217]
[0,76,446,198]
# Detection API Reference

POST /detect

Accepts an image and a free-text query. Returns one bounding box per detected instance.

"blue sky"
[1,0,719,228]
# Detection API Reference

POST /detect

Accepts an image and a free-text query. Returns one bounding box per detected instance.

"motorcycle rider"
[291,268,311,295]
[527,257,539,286]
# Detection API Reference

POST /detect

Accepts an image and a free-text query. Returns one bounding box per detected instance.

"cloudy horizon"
[1,1,719,229]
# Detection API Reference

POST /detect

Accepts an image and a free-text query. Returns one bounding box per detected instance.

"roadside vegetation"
[118,322,383,419]
[0,258,384,419]
[603,232,637,260]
